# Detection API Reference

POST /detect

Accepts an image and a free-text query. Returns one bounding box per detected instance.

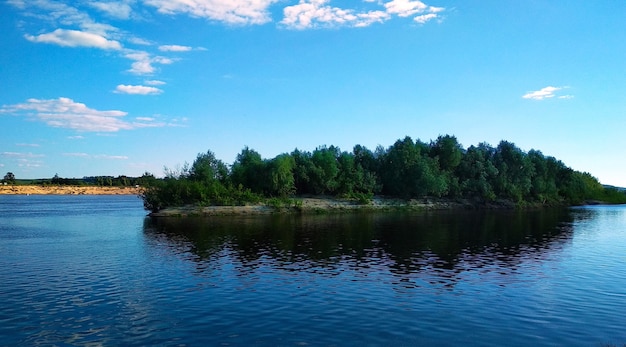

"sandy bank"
[0,185,141,195]
[149,197,474,217]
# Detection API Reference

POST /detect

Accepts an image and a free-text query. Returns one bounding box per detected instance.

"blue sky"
[1,0,625,186]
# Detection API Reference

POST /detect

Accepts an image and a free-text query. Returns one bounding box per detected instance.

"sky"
[1,0,625,186]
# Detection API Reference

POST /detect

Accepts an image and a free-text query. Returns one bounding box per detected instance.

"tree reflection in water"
[143,209,574,290]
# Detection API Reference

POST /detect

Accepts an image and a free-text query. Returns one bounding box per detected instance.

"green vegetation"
[136,135,626,212]
[2,172,16,185]
[2,172,153,187]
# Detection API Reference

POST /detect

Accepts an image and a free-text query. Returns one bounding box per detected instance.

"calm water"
[1,195,625,346]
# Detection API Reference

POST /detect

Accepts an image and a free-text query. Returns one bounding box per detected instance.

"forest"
[140,135,626,212]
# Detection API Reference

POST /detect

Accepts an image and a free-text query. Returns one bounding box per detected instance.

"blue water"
[0,195,625,346]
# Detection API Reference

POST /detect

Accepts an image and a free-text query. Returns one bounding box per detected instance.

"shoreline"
[147,197,543,217]
[0,185,141,195]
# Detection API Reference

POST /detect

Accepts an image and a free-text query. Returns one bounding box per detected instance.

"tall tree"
[231,147,266,193]
[190,150,228,184]
[267,154,296,197]
[457,143,498,200]
[492,141,534,201]
[309,145,340,194]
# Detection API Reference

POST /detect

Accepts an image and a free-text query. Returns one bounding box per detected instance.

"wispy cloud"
[25,28,122,49]
[8,1,181,77]
[115,84,163,95]
[1,152,44,159]
[159,44,193,52]
[522,86,573,100]
[1,97,168,132]
[63,152,129,160]
[89,1,133,19]
[124,50,174,75]
[1,152,45,169]
[144,0,278,25]
[96,154,129,160]
[63,152,90,158]
[145,80,166,86]
[16,143,40,147]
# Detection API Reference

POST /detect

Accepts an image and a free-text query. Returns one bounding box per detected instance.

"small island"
[139,135,626,216]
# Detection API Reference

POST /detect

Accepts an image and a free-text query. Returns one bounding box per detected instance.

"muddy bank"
[0,185,141,195]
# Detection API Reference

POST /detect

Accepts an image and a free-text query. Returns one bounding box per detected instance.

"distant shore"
[0,185,141,195]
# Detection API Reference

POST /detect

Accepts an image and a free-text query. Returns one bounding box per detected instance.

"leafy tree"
[231,147,266,193]
[379,136,447,197]
[457,143,498,200]
[267,154,296,197]
[291,149,315,194]
[430,135,463,172]
[309,145,340,194]
[3,172,15,184]
[190,150,228,184]
[492,141,534,201]
[352,145,381,194]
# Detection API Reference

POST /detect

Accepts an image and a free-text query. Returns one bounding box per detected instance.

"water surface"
[1,195,624,346]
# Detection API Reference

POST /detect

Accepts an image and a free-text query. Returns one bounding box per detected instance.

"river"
[0,195,624,346]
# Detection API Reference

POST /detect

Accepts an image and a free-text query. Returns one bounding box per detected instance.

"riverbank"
[148,196,529,217]
[0,185,141,195]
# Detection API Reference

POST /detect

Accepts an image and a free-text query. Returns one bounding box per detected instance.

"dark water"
[1,196,625,346]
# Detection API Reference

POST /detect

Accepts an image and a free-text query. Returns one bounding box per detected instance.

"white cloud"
[384,0,427,17]
[0,97,167,132]
[522,86,572,100]
[282,0,389,29]
[63,153,129,160]
[128,36,153,45]
[8,1,179,77]
[144,0,278,25]
[115,84,163,95]
[0,151,45,170]
[1,152,44,159]
[414,13,437,24]
[145,80,166,85]
[25,29,122,49]
[159,44,192,52]
[90,1,133,19]
[124,50,174,75]
[16,143,40,147]
[63,152,90,157]
[9,1,121,38]
[67,135,85,140]
[96,155,129,160]
[281,0,442,29]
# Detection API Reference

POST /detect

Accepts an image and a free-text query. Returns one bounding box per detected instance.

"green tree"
[231,147,266,193]
[267,154,296,197]
[492,141,534,201]
[457,143,498,200]
[380,136,447,197]
[352,145,380,194]
[291,149,315,194]
[190,150,228,184]
[3,172,16,184]
[309,145,340,194]
[430,135,463,172]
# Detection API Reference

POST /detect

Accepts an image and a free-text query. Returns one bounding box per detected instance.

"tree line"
[141,135,626,211]
[1,172,156,187]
